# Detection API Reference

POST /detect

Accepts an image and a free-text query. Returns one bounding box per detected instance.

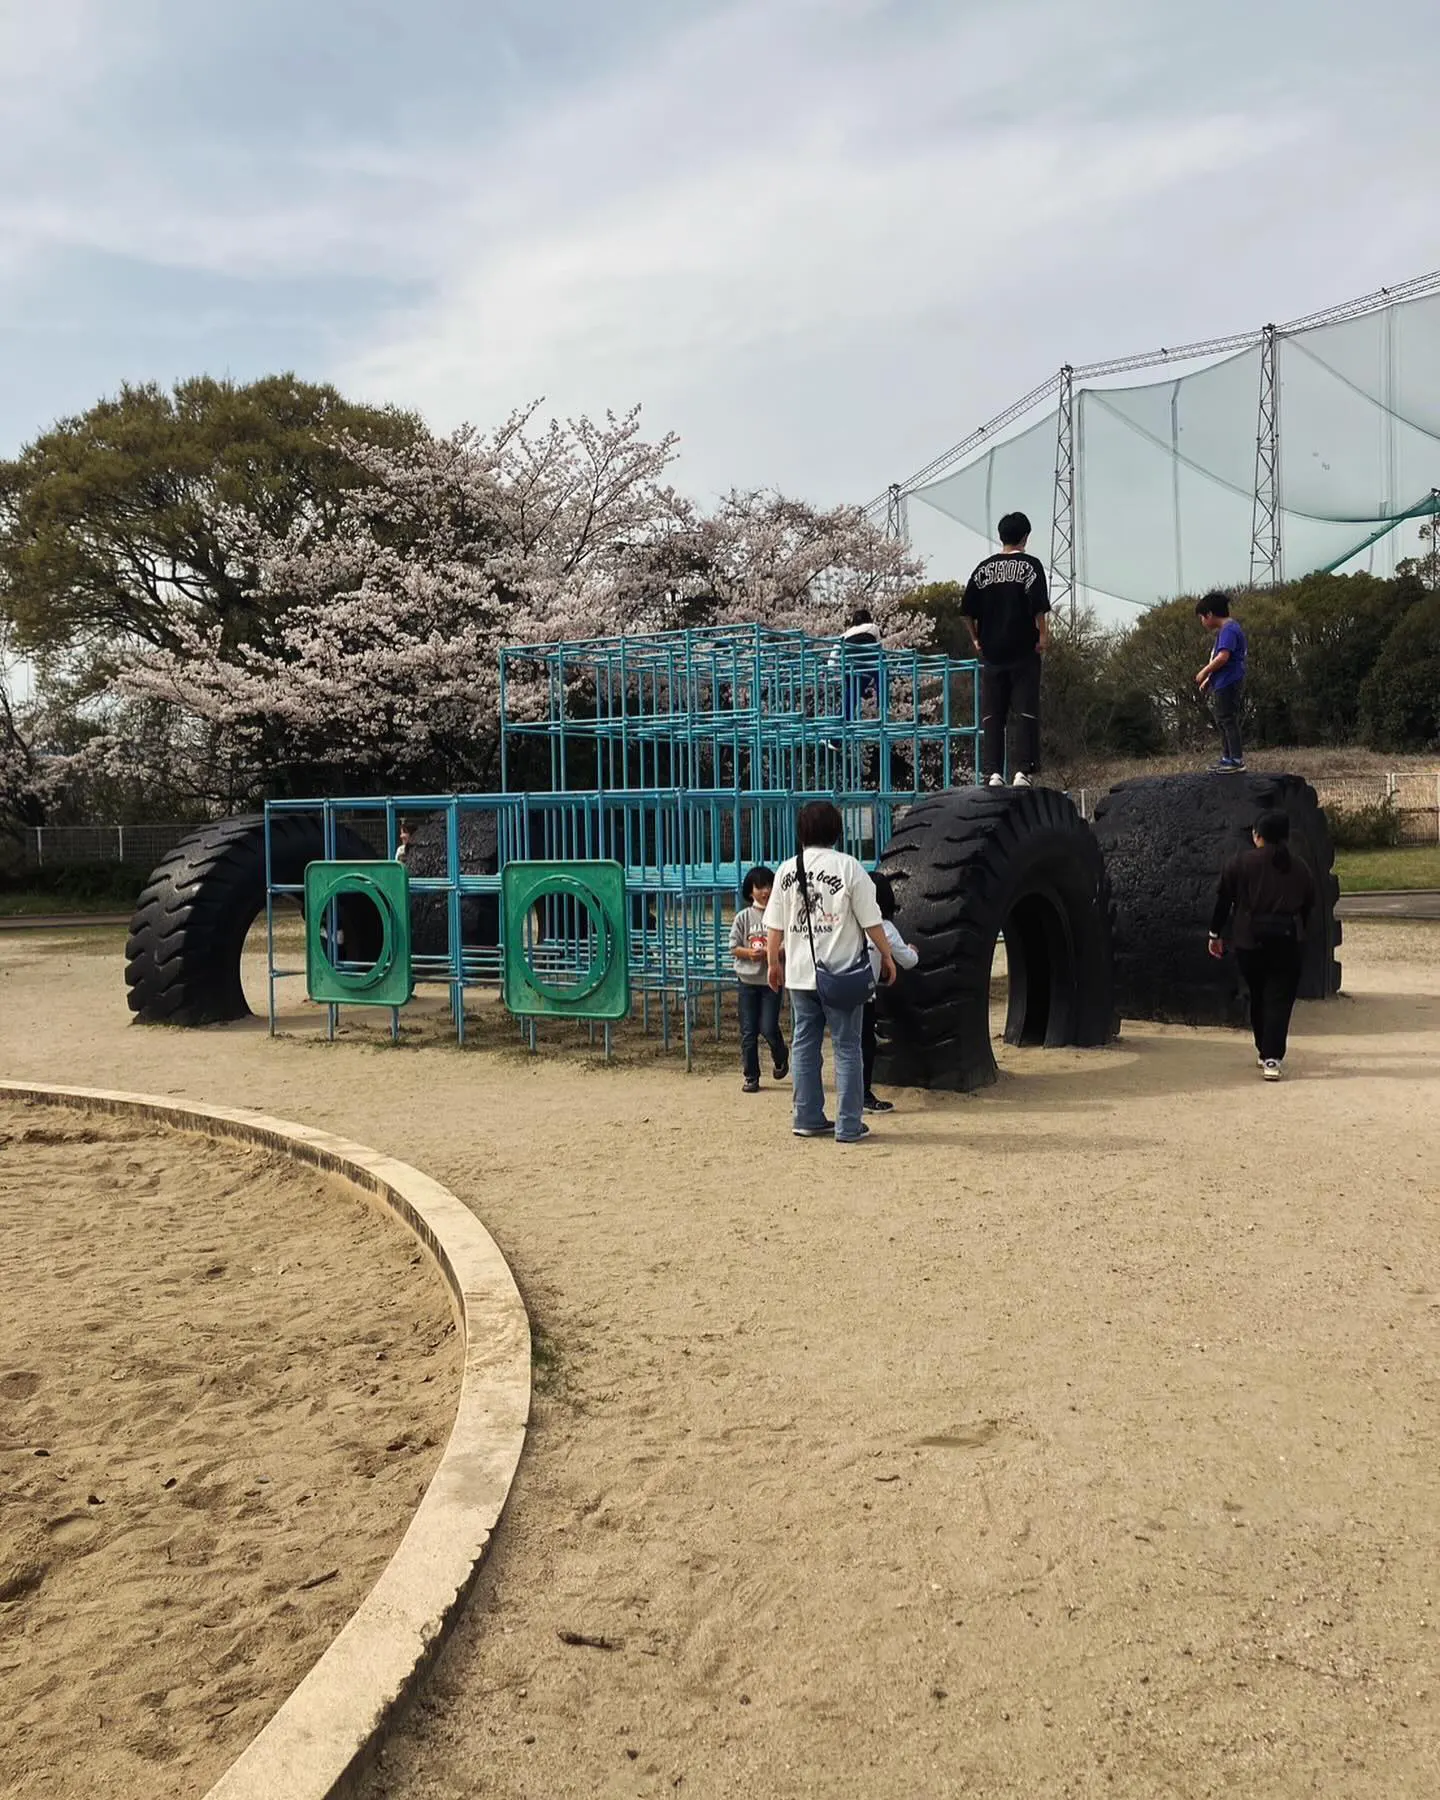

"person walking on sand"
[1208,810,1315,1080]
[961,511,1051,787]
[1195,592,1248,772]
[764,802,896,1144]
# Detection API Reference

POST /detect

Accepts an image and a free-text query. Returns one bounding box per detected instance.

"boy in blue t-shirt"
[1195,592,1248,772]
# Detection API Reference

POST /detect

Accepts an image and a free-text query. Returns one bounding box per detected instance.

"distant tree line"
[905,554,1440,771]
[1,372,1437,847]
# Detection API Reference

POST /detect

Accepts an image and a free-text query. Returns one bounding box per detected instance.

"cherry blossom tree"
[113,405,926,802]
[0,627,59,841]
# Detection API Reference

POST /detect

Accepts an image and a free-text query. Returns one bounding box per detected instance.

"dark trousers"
[862,1000,877,1097]
[843,668,881,722]
[738,982,786,1080]
[1212,680,1244,762]
[981,654,1041,778]
[1237,939,1302,1063]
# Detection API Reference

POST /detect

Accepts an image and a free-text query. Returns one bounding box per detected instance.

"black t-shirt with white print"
[961,552,1050,664]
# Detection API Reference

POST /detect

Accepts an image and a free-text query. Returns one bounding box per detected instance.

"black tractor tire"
[1090,772,1341,1028]
[125,814,381,1026]
[875,785,1118,1093]
[405,811,500,957]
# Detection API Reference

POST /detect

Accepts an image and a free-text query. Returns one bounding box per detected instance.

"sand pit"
[0,1098,461,1800]
[2,920,1439,1798]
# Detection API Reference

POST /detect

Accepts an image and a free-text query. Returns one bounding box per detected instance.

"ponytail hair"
[1254,809,1292,872]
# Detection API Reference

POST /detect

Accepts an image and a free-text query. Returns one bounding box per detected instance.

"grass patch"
[1334,845,1440,892]
[0,862,147,916]
[0,891,131,918]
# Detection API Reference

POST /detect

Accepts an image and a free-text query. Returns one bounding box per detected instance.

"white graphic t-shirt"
[763,847,882,991]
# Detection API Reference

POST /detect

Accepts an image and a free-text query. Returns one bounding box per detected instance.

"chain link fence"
[16,779,1440,871]
[19,823,207,868]
[17,814,395,870]
[1070,772,1440,843]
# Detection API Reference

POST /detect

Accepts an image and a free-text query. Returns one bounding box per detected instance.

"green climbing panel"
[304,860,413,1007]
[501,860,630,1021]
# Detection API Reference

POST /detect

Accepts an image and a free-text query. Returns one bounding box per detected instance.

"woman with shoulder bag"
[764,801,897,1143]
[1208,810,1316,1080]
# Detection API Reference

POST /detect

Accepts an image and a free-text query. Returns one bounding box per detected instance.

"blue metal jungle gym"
[266,624,983,1061]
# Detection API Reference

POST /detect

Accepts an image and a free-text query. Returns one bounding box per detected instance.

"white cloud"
[337,0,1321,495]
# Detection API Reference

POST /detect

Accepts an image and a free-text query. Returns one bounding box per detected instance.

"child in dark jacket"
[730,866,789,1092]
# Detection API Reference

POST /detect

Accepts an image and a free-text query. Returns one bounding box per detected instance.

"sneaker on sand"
[793,1120,835,1137]
[742,1077,760,1093]
[1012,771,1033,788]
[836,1124,872,1144]
[987,772,1005,787]
[1262,1059,1283,1081]
[863,1093,895,1113]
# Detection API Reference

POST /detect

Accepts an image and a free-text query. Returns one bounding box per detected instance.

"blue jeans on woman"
[789,989,866,1141]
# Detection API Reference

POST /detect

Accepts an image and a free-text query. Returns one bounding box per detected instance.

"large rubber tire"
[405,811,500,957]
[1090,772,1342,1028]
[125,815,380,1025]
[875,785,1118,1093]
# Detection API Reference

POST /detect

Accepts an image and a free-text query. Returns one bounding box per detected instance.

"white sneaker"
[1262,1059,1283,1081]
[987,772,1005,787]
[1012,771,1033,788]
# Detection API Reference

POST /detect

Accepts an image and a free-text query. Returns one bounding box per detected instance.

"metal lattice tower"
[1050,365,1077,625]
[1250,323,1281,589]
[884,482,909,542]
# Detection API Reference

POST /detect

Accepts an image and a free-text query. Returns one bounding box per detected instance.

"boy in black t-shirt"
[960,511,1051,786]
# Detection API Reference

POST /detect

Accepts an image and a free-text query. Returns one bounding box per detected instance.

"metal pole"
[1250,324,1282,588]
[1050,364,1077,626]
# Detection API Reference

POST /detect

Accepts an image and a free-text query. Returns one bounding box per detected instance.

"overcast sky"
[2,0,1437,570]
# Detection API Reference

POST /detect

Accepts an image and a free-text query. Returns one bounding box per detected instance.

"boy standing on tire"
[1195,592,1247,772]
[961,512,1051,787]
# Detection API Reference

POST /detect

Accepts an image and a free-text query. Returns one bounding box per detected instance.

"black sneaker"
[836,1124,872,1144]
[863,1093,895,1114]
[772,1054,790,1080]
[742,1078,760,1093]
[793,1120,835,1137]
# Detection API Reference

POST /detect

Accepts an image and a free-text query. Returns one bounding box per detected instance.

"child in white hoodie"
[863,870,918,1112]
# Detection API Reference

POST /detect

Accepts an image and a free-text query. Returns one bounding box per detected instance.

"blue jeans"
[737,982,786,1081]
[789,988,866,1141]
[1212,679,1244,762]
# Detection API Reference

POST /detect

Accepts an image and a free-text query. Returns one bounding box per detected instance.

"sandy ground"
[2,923,1439,1799]
[0,1096,460,1800]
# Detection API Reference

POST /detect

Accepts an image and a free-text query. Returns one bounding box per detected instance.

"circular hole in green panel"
[521,881,611,1002]
[316,880,395,989]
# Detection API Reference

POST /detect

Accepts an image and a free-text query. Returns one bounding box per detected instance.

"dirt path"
[2,924,1438,1799]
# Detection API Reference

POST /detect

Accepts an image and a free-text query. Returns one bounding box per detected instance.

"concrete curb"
[0,1080,530,1800]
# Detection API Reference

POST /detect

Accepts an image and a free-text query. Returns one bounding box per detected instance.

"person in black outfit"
[1208,810,1316,1080]
[961,511,1052,786]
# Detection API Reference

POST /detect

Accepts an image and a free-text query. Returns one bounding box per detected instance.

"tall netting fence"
[913,287,1440,607]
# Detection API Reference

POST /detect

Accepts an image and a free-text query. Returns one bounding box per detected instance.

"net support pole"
[885,483,909,544]
[1050,365,1077,626]
[1250,323,1281,588]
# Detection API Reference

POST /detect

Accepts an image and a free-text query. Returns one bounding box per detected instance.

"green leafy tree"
[0,375,420,661]
[901,580,970,659]
[1107,597,1213,748]
[1358,593,1440,750]
[1280,570,1423,743]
